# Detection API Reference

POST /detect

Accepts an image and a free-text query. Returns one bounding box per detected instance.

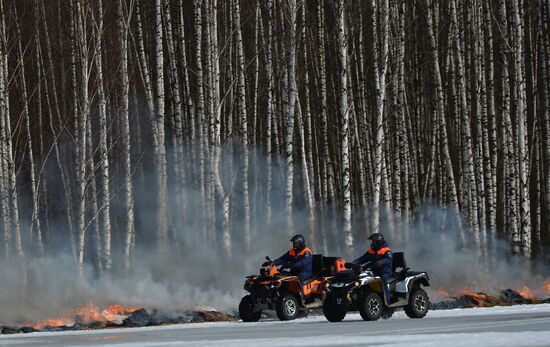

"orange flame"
[25,318,73,330]
[19,303,139,330]
[517,285,535,301]
[437,287,452,297]
[75,303,104,323]
[456,289,499,307]
[102,305,140,322]
[436,288,496,306]
[544,281,550,295]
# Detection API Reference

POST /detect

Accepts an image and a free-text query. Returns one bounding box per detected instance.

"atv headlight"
[324,282,330,289]
[355,281,360,287]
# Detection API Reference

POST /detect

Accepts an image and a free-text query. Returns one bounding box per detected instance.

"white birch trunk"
[371,0,389,234]
[498,0,519,252]
[154,0,168,251]
[511,0,531,256]
[285,0,298,231]
[482,0,497,251]
[301,1,316,244]
[117,0,135,273]
[336,0,353,249]
[265,0,274,227]
[95,0,112,274]
[233,0,251,251]
[540,6,550,234]
[74,0,89,278]
[0,28,10,258]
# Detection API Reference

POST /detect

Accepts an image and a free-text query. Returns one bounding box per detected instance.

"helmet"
[290,234,306,250]
[368,233,385,250]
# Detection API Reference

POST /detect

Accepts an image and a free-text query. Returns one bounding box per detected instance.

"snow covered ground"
[1,304,550,346]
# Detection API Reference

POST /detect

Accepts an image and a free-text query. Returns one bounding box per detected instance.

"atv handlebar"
[345,261,372,271]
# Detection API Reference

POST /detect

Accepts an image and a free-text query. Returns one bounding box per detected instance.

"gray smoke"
[0,144,548,325]
[375,204,550,300]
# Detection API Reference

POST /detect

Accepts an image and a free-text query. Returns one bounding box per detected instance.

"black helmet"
[290,234,306,250]
[368,233,385,249]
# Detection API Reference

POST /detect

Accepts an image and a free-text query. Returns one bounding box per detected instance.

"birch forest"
[0,0,550,285]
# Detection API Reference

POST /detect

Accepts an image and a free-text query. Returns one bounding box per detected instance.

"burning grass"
[432,283,550,310]
[2,282,549,334]
[1,304,236,335]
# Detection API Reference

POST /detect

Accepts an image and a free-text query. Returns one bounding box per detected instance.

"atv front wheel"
[322,295,347,322]
[276,293,300,321]
[359,292,383,321]
[239,295,262,322]
[404,288,429,318]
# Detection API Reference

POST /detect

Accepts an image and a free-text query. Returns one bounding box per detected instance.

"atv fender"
[400,273,430,302]
[279,280,305,306]
[361,278,385,298]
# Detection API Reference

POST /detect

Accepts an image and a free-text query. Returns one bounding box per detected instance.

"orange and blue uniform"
[353,241,393,301]
[273,247,313,284]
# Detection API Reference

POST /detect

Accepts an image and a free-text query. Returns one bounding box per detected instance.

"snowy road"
[1,304,550,347]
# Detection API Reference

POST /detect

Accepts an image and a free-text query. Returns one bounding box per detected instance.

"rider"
[351,233,393,303]
[273,234,313,286]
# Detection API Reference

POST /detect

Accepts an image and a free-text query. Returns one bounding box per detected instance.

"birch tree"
[285,0,298,230]
[371,0,390,234]
[233,0,251,251]
[117,0,135,273]
[154,0,168,251]
[335,0,353,249]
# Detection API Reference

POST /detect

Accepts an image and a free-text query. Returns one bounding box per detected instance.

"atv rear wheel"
[276,293,300,321]
[239,295,262,322]
[404,288,429,318]
[359,292,383,321]
[322,295,347,322]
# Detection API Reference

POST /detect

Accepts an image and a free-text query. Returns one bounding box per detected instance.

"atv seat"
[312,254,324,277]
[387,252,409,292]
[312,255,345,278]
[391,252,408,281]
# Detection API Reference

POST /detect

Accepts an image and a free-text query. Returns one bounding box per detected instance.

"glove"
[375,260,384,268]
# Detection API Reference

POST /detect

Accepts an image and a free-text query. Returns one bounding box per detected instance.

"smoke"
[1,140,548,325]
[0,143,305,324]
[375,204,550,300]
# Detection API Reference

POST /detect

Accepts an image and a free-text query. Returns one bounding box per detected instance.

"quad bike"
[322,252,430,322]
[239,255,346,322]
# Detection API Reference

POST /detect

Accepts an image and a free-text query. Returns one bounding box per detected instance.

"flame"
[104,304,139,315]
[517,285,535,301]
[544,281,550,295]
[456,289,499,307]
[19,303,139,330]
[437,287,452,297]
[437,287,478,298]
[25,318,73,330]
[436,288,496,306]
[75,303,104,323]
[102,305,140,322]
